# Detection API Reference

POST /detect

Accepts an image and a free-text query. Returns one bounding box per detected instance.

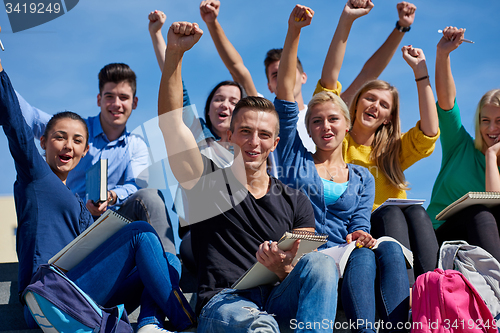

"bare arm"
[485,142,500,191]
[402,46,438,137]
[320,0,374,92]
[342,2,416,106]
[435,27,464,110]
[159,22,204,190]
[148,10,167,71]
[276,5,314,103]
[200,0,258,96]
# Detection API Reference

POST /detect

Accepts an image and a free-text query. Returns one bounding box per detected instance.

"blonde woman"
[315,0,440,282]
[275,5,410,331]
[427,26,500,261]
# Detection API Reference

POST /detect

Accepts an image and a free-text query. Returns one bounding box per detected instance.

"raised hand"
[402,45,427,72]
[437,26,465,55]
[346,230,377,249]
[148,10,166,35]
[200,0,220,24]
[344,0,374,21]
[397,2,416,28]
[167,21,203,54]
[288,4,314,29]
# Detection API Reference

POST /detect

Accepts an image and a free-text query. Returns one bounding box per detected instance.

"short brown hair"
[98,63,137,97]
[230,96,279,138]
[264,48,304,82]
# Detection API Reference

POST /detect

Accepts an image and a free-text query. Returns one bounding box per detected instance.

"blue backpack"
[22,264,133,333]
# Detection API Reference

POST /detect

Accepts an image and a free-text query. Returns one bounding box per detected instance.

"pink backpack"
[411,268,496,333]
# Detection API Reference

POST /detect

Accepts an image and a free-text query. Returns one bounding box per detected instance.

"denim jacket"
[274,98,375,248]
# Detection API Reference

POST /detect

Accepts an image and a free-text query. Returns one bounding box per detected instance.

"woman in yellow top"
[314,0,439,283]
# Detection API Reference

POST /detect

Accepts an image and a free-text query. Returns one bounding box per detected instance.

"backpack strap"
[438,240,469,270]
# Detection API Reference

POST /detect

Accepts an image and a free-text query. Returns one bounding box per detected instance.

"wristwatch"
[396,21,411,33]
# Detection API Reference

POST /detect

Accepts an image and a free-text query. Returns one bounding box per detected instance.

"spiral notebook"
[49,210,131,272]
[231,231,327,290]
[436,192,500,221]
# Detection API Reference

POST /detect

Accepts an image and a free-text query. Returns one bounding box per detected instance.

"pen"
[437,30,474,44]
[0,40,4,51]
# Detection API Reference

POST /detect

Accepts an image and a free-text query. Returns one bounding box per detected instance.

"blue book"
[85,159,108,203]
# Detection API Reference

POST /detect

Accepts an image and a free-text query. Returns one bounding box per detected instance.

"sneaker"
[136,324,174,333]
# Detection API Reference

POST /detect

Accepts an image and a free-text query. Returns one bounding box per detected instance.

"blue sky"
[0,0,499,211]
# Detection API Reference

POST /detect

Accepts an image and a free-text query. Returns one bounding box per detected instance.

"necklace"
[325,168,335,182]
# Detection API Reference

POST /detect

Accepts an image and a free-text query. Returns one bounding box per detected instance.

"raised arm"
[148,10,168,72]
[319,0,374,92]
[0,61,50,184]
[342,1,416,106]
[402,45,438,137]
[276,5,314,103]
[199,1,258,96]
[159,22,204,190]
[435,26,464,110]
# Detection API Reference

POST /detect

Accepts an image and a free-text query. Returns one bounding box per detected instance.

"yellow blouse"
[342,124,439,210]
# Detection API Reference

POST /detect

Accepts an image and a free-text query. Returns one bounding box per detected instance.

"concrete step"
[1,261,354,332]
[0,262,197,332]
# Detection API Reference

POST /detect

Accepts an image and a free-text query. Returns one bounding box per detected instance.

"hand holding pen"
[437,26,470,57]
[438,26,474,44]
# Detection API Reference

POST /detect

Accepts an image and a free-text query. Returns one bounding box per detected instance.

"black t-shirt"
[184,157,315,313]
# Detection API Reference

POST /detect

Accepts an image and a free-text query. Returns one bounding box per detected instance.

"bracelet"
[415,75,429,82]
[395,21,411,33]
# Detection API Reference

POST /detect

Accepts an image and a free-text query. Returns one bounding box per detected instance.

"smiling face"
[227,108,279,174]
[354,88,394,133]
[208,85,241,138]
[97,81,138,135]
[308,101,349,152]
[40,118,89,182]
[479,104,500,151]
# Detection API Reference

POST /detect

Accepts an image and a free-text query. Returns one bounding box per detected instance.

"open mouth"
[218,112,229,120]
[59,155,72,162]
[365,111,376,119]
[488,134,499,142]
[322,134,334,140]
[246,151,259,157]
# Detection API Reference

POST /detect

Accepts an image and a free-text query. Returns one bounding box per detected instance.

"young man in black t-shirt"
[156,18,338,333]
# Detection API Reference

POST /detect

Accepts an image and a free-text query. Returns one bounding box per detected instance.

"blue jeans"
[197,252,338,333]
[341,242,410,333]
[118,188,176,255]
[65,221,195,330]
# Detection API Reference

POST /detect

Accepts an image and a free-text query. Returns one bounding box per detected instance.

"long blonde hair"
[350,80,408,190]
[474,89,500,152]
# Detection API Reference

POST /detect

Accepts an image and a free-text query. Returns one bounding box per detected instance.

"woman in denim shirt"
[273,7,410,332]
[0,61,194,332]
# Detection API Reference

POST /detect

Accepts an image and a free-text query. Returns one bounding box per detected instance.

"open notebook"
[232,231,327,290]
[49,210,131,272]
[320,236,413,278]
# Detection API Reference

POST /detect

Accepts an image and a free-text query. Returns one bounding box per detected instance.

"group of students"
[2,0,500,332]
